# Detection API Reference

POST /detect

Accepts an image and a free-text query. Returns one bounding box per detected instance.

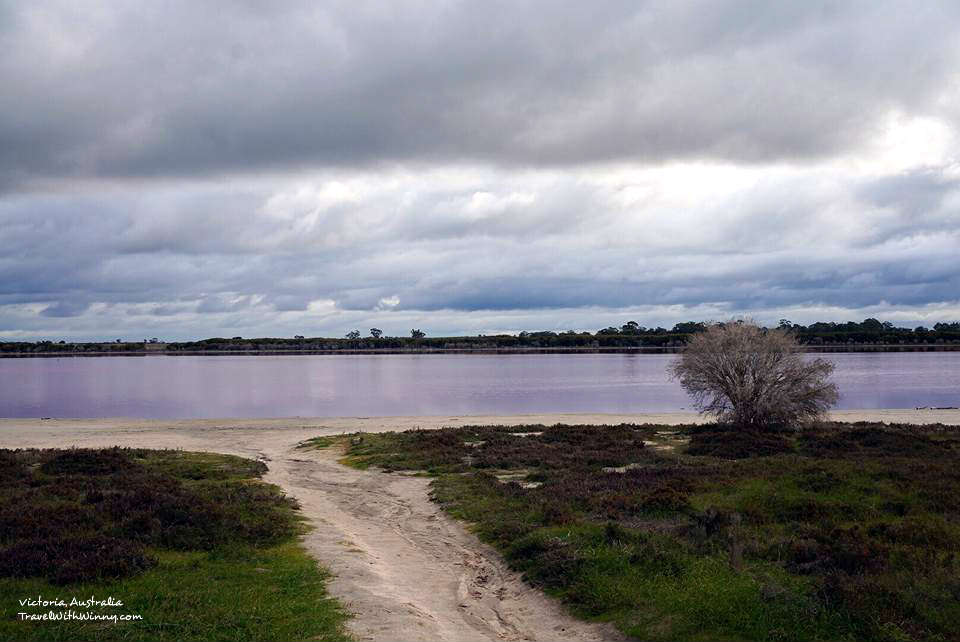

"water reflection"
[0,352,957,419]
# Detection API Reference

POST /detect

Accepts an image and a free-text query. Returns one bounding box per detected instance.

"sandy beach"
[1,409,957,641]
[2,408,959,448]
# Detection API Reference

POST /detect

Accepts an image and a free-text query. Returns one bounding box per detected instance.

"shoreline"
[1,409,958,446]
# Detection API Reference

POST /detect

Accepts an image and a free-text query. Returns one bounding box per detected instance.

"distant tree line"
[3,318,959,355]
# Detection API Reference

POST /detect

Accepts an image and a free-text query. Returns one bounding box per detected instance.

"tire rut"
[263,445,618,642]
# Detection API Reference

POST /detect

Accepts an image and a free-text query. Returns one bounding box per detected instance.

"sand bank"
[1,408,958,448]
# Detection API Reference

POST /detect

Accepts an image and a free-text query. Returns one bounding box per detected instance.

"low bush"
[0,448,300,584]
[686,427,793,458]
[343,423,655,472]
[0,534,156,585]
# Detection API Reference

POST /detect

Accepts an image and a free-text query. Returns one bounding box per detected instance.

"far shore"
[3,344,960,358]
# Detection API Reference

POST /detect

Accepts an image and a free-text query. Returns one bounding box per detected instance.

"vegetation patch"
[686,427,794,459]
[0,447,349,642]
[341,422,960,641]
[296,435,340,450]
[342,423,654,473]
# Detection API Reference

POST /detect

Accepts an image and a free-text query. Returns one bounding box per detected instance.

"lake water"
[1,352,958,419]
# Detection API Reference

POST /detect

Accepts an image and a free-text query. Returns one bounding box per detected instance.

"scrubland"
[0,448,348,642]
[326,422,960,641]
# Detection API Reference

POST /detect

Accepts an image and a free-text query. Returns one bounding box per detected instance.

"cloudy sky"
[2,1,960,341]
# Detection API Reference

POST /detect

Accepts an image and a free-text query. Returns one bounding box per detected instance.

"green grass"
[295,436,340,450]
[339,422,960,642]
[0,447,350,642]
[0,544,348,642]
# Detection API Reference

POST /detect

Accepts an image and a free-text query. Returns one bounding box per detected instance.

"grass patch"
[340,422,960,641]
[0,447,349,641]
[296,436,341,450]
[341,424,654,473]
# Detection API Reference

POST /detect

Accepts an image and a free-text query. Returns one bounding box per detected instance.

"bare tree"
[671,320,838,430]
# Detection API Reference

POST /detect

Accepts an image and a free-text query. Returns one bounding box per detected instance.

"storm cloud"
[1,1,959,339]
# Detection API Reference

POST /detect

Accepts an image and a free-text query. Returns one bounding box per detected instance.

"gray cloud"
[2,2,960,340]
[2,1,960,188]
[40,299,90,318]
[2,160,958,339]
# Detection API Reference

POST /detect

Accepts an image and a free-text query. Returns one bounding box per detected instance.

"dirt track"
[0,416,632,641]
[2,410,958,640]
[271,446,615,641]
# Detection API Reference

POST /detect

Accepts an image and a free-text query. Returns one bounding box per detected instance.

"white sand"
[2,408,958,448]
[1,408,957,641]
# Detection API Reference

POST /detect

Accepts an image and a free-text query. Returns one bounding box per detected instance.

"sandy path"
[1,409,958,641]
[271,447,615,641]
